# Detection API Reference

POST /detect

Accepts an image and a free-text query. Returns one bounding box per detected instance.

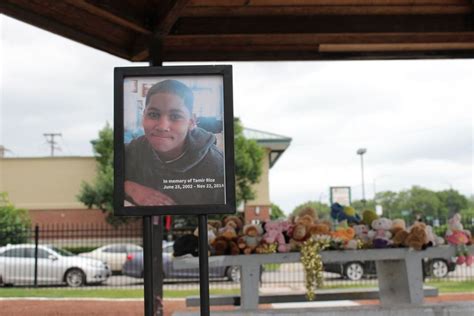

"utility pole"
[356,148,367,205]
[0,145,11,157]
[43,133,62,156]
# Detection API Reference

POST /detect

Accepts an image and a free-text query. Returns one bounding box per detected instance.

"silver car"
[0,244,111,287]
[122,242,241,282]
[79,243,143,272]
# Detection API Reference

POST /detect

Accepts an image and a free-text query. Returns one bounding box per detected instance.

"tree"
[234,118,264,205]
[403,186,442,220]
[77,123,131,226]
[292,201,330,219]
[0,192,31,246]
[436,189,468,218]
[270,203,286,220]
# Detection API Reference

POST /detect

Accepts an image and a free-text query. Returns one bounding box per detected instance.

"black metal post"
[34,225,39,287]
[198,214,210,316]
[147,36,164,316]
[152,216,163,316]
[143,216,154,316]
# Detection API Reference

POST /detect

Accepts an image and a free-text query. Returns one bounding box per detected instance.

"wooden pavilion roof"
[1,0,474,62]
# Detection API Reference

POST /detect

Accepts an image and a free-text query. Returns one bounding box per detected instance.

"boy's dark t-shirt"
[125,127,225,205]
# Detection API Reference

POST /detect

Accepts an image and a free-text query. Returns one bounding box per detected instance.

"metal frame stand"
[198,214,211,316]
[142,35,211,316]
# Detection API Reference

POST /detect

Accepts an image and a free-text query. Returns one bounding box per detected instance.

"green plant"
[0,192,31,246]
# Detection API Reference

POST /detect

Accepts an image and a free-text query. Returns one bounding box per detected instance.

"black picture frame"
[114,65,235,216]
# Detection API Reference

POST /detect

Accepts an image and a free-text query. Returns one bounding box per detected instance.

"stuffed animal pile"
[172,207,472,260]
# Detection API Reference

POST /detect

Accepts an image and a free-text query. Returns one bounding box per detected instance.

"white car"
[79,244,143,272]
[0,244,111,287]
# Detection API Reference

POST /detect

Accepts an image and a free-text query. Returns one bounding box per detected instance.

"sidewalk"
[169,293,474,316]
[0,293,471,316]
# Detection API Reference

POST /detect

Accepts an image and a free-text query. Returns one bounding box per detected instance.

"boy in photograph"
[124,79,225,206]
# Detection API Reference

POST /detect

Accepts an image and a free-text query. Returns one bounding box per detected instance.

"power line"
[43,133,62,157]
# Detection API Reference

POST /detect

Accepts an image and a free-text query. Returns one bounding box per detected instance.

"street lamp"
[356,148,367,205]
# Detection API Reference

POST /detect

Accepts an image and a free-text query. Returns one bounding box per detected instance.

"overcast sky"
[1,15,473,213]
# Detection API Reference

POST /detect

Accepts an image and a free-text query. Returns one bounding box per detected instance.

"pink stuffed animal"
[445,213,472,266]
[263,220,291,253]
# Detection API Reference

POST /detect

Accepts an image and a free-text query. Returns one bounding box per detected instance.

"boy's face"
[143,92,195,159]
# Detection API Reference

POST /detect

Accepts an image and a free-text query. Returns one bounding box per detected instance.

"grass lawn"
[0,287,239,299]
[0,280,471,298]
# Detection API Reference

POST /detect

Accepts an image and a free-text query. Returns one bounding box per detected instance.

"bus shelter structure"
[1,1,473,315]
[1,1,474,62]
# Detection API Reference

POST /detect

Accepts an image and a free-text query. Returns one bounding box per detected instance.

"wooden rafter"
[152,0,191,35]
[64,0,151,34]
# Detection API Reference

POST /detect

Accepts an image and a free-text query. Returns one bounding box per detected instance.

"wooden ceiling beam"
[131,32,474,61]
[155,47,474,62]
[64,0,151,34]
[152,0,191,35]
[172,14,473,35]
[163,32,474,47]
[182,5,473,17]
[189,0,470,6]
[319,42,474,52]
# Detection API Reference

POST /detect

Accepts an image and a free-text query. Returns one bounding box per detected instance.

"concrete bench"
[173,245,473,310]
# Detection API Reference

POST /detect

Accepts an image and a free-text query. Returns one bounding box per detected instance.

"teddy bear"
[288,214,315,251]
[330,203,361,225]
[238,223,263,255]
[289,222,309,251]
[445,213,472,266]
[392,229,409,248]
[218,215,244,239]
[263,220,291,253]
[403,222,428,251]
[293,206,318,223]
[211,235,240,256]
[211,216,243,256]
[308,220,332,238]
[353,224,370,246]
[425,224,444,247]
[390,219,406,236]
[368,217,392,248]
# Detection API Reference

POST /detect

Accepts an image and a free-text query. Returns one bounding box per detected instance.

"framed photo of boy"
[114,65,235,216]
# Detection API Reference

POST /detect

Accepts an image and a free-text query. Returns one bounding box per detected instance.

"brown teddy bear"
[404,222,428,250]
[238,224,263,255]
[390,219,409,247]
[289,224,307,251]
[390,219,406,236]
[218,215,244,240]
[210,215,244,256]
[392,229,409,247]
[308,221,331,237]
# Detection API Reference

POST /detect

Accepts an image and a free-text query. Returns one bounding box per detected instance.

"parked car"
[324,257,456,281]
[79,243,143,272]
[122,242,241,282]
[0,244,111,287]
